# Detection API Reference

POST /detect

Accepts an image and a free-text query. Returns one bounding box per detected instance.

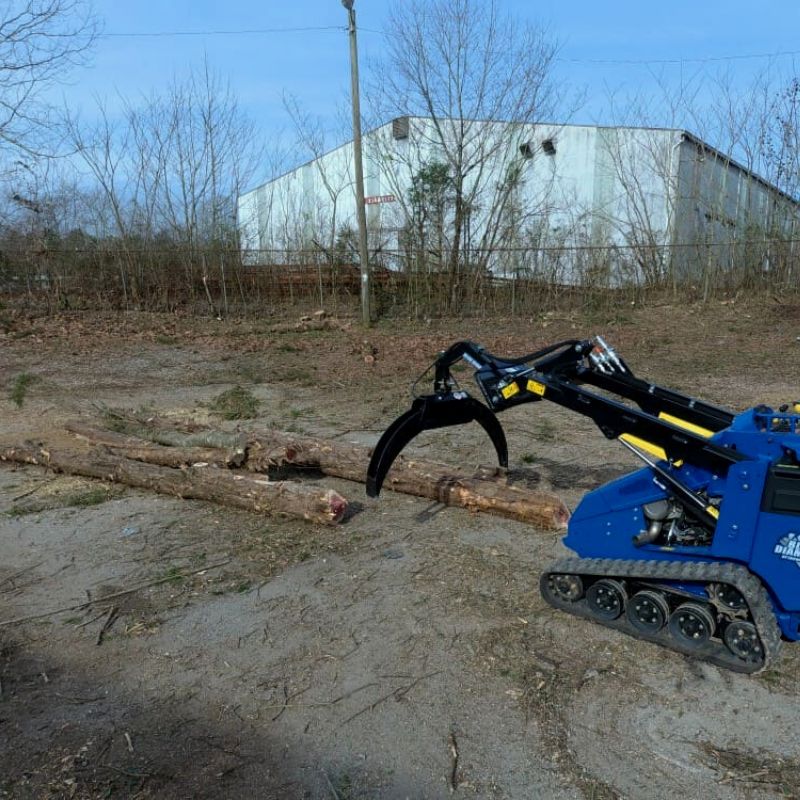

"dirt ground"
[2,300,800,799]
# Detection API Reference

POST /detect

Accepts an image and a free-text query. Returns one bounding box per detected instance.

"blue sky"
[60,1,800,159]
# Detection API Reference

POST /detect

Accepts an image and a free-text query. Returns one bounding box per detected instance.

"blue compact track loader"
[366,337,800,673]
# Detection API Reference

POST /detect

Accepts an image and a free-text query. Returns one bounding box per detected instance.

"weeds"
[210,385,259,420]
[64,488,111,507]
[5,506,28,517]
[9,372,38,408]
[278,366,314,385]
[162,565,185,584]
[6,486,112,516]
[99,404,156,433]
[9,328,42,340]
[532,418,556,442]
[235,357,264,384]
[329,771,354,800]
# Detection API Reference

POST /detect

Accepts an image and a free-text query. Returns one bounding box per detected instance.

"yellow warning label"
[501,382,520,399]
[705,505,720,520]
[620,434,668,461]
[526,379,546,397]
[658,412,713,439]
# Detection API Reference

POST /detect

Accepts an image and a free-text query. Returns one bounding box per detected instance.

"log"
[268,317,352,334]
[103,443,230,470]
[66,424,567,530]
[65,422,247,467]
[247,432,570,531]
[0,443,347,525]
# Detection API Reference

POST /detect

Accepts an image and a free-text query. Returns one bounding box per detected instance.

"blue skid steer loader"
[366,337,800,673]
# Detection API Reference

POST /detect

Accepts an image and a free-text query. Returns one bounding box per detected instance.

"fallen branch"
[322,770,342,800]
[0,559,231,628]
[75,611,107,629]
[0,561,43,590]
[448,731,460,792]
[1,443,347,526]
[342,670,441,725]
[269,316,352,334]
[96,605,119,645]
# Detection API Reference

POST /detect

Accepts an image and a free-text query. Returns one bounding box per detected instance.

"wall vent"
[392,116,410,140]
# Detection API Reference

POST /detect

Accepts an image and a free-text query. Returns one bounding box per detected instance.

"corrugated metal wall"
[238,120,798,284]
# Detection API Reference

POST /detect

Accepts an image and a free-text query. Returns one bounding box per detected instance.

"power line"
[557,49,800,66]
[101,25,345,39]
[99,24,800,69]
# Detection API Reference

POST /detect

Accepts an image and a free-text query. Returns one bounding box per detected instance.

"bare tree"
[63,60,265,310]
[601,65,800,297]
[0,0,97,156]
[282,93,354,291]
[368,0,564,307]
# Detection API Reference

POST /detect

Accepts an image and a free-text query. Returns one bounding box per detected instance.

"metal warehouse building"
[238,117,798,285]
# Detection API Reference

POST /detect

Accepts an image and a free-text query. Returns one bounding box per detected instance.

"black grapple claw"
[366,393,508,498]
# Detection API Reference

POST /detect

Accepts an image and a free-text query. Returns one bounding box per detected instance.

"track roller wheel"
[668,602,716,648]
[723,621,763,663]
[545,573,584,603]
[626,589,669,633]
[708,583,747,614]
[586,579,626,620]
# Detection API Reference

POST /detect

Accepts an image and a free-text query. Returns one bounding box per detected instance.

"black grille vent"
[392,116,409,140]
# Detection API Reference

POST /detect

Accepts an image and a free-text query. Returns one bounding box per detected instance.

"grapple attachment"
[365,392,508,497]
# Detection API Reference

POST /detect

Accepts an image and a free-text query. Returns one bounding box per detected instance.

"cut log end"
[325,490,348,523]
[554,506,571,528]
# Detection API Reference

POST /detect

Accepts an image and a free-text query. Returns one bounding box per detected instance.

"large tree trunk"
[63,424,569,531]
[0,443,347,525]
[248,431,569,531]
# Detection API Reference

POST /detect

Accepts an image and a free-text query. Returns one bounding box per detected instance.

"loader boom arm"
[366,337,747,498]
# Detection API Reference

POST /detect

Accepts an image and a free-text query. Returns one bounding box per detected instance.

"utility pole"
[341,0,371,326]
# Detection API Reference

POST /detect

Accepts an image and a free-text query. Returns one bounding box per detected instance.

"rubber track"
[540,557,783,674]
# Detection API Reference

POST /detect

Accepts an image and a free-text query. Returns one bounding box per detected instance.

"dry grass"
[476,620,624,800]
[6,480,117,516]
[697,740,800,797]
[209,385,260,420]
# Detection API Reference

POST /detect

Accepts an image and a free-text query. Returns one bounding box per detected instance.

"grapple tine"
[366,401,426,497]
[366,393,508,497]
